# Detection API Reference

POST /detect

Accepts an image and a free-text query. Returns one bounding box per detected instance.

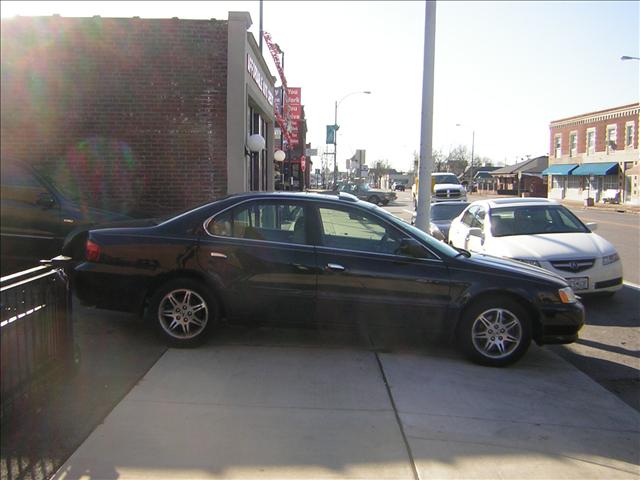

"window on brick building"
[554,134,562,158]
[569,132,577,157]
[586,129,595,155]
[606,125,617,153]
[626,122,635,148]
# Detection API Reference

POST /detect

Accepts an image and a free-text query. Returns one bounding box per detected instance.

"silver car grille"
[434,189,462,199]
[550,259,595,273]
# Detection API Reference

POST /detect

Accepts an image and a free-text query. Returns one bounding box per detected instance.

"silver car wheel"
[158,288,208,340]
[471,308,522,359]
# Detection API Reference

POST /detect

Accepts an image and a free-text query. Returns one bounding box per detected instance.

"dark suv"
[1,160,131,274]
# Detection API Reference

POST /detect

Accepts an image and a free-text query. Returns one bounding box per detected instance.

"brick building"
[1,12,276,217]
[544,103,640,205]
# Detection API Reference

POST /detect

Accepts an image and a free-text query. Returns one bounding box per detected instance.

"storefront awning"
[541,164,578,176]
[571,162,619,176]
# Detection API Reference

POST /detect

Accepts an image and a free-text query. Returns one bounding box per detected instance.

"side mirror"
[398,238,427,258]
[468,227,483,238]
[585,222,597,232]
[36,192,56,209]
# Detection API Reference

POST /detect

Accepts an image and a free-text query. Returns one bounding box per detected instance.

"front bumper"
[537,258,623,294]
[536,301,585,345]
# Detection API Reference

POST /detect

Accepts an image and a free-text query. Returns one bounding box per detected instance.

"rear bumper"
[536,301,585,345]
[73,262,149,314]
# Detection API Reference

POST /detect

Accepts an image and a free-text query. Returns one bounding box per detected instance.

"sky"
[1,1,638,173]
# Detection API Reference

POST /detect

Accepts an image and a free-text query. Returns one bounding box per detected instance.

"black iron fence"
[0,259,73,418]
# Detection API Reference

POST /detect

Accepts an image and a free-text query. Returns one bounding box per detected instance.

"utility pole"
[414,1,436,232]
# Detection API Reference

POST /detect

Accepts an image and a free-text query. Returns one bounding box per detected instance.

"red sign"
[300,155,306,172]
[289,104,302,121]
[287,87,301,105]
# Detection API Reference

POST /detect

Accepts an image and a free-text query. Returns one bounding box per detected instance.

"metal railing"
[1,258,73,417]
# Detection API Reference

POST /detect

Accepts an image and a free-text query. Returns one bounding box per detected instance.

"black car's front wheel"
[457,297,531,367]
[367,195,380,205]
[148,278,217,347]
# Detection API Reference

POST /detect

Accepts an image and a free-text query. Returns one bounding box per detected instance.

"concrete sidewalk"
[52,330,639,480]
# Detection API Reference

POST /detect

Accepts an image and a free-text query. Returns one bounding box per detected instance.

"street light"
[456,123,475,190]
[334,90,371,186]
[621,55,640,60]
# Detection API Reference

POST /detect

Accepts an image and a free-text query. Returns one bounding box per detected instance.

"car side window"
[472,207,486,228]
[318,206,404,255]
[461,206,478,227]
[207,201,307,245]
[0,163,41,188]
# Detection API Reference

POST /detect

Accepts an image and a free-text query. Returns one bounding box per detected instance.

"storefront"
[227,12,276,194]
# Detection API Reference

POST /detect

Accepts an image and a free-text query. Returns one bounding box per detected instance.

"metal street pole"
[470,130,475,191]
[332,91,371,188]
[414,0,436,232]
[334,100,338,187]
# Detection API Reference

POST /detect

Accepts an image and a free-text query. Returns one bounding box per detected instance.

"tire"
[148,278,217,347]
[368,196,380,205]
[456,296,531,367]
[382,199,390,205]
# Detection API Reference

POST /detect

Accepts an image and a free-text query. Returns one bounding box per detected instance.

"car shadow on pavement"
[580,286,640,328]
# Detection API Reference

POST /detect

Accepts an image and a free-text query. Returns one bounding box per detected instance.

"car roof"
[470,197,560,209]
[224,190,371,207]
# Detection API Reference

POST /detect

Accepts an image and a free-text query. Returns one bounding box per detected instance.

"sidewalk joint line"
[371,346,420,480]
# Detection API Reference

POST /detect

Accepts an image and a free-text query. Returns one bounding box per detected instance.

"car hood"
[487,232,615,260]
[465,252,567,286]
[434,183,464,190]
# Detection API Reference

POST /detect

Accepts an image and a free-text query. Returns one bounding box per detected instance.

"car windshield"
[431,203,469,221]
[434,174,460,185]
[373,205,460,258]
[490,205,590,236]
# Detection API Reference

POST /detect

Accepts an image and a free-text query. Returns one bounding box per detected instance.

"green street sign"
[326,125,338,145]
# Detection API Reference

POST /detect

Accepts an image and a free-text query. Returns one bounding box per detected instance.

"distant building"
[544,103,639,205]
[490,156,549,197]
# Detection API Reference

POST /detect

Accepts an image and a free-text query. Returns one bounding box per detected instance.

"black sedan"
[66,191,584,366]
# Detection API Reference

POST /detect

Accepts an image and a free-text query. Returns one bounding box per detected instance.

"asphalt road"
[387,190,639,412]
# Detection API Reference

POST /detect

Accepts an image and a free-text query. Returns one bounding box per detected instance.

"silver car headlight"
[514,258,541,267]
[558,287,577,304]
[602,252,620,265]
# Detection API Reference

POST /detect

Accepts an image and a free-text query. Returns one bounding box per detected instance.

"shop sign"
[289,104,302,121]
[247,53,274,106]
[287,87,301,105]
[301,155,306,172]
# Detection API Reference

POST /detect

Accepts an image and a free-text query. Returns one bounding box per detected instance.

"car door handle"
[210,252,228,259]
[326,263,345,272]
[291,263,311,272]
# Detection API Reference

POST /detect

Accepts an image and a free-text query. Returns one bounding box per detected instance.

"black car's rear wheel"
[456,297,531,366]
[149,278,217,347]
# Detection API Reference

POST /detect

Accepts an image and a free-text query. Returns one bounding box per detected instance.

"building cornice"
[550,103,640,129]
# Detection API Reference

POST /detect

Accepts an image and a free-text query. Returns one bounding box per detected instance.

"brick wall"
[1,16,228,217]
[549,106,638,161]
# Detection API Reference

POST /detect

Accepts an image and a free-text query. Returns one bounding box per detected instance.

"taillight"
[86,240,101,262]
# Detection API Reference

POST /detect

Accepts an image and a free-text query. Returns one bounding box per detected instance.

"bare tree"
[370,159,392,188]
[446,145,469,176]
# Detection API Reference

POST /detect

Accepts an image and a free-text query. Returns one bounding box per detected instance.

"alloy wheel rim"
[158,289,208,339]
[471,308,522,359]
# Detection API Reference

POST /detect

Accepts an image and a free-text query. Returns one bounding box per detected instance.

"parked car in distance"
[393,182,406,191]
[321,183,397,205]
[448,198,623,296]
[66,191,584,366]
[412,172,468,207]
[0,159,132,275]
[412,201,470,241]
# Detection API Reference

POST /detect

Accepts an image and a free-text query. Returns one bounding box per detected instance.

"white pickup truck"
[412,172,467,207]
